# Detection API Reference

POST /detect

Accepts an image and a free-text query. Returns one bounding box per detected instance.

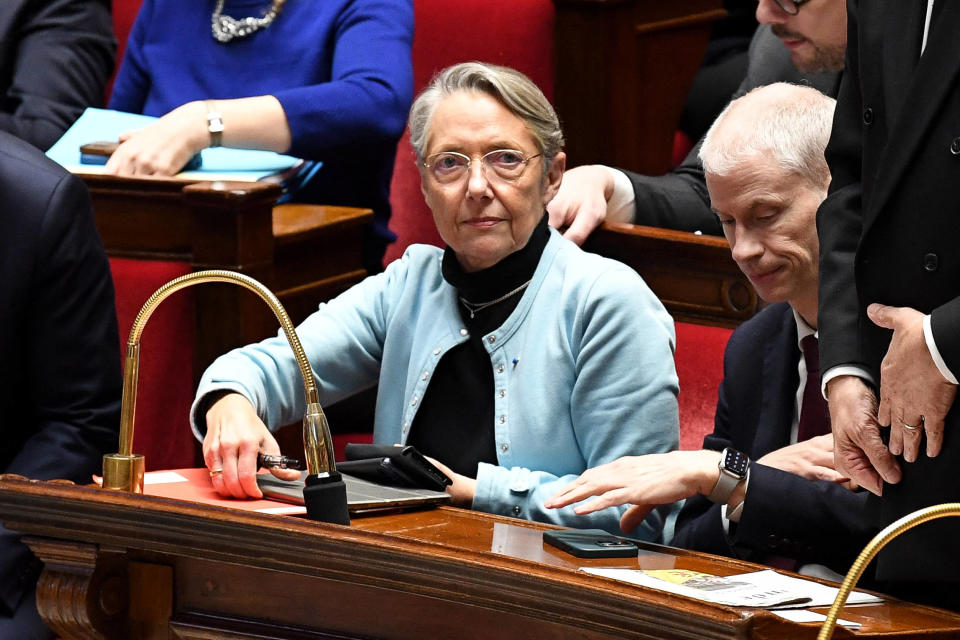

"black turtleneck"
[407,215,551,478]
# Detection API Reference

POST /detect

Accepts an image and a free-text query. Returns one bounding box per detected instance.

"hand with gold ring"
[902,419,922,432]
[202,392,299,499]
[868,303,957,463]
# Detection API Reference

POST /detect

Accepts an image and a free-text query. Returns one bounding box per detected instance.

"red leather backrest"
[106,0,143,101]
[384,0,556,264]
[675,322,732,450]
[110,258,198,470]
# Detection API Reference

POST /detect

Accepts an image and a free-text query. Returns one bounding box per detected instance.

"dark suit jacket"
[0,132,121,621]
[0,0,114,150]
[671,304,875,576]
[623,25,841,235]
[818,0,960,583]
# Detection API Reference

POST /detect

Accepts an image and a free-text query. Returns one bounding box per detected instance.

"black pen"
[257,453,303,470]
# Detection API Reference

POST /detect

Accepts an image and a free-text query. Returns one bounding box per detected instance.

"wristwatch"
[706,447,750,504]
[205,101,224,147]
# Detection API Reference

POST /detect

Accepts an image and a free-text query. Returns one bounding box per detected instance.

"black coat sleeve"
[621,138,722,235]
[816,0,869,375]
[0,0,115,150]
[0,168,121,616]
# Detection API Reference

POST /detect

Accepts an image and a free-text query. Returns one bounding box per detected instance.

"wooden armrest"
[272,203,373,244]
[585,221,757,327]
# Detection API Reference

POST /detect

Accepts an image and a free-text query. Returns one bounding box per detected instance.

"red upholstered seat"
[109,258,198,470]
[384,0,556,263]
[106,0,142,101]
[674,322,732,451]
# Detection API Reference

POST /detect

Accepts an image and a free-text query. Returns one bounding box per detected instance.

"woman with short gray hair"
[192,62,680,540]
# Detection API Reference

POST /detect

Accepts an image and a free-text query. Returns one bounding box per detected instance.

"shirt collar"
[792,306,817,348]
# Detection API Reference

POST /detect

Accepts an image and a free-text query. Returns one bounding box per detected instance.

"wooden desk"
[585,221,758,327]
[83,173,373,375]
[1,475,958,640]
[554,0,726,174]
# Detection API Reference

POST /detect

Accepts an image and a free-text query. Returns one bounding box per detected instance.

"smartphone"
[542,528,639,558]
[79,141,119,165]
[78,140,203,170]
[342,443,451,491]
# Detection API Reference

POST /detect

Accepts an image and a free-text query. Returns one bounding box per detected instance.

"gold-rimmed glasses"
[422,149,542,185]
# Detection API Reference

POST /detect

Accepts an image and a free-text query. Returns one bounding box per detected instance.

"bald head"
[700,83,836,190]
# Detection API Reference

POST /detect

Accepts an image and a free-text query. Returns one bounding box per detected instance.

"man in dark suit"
[547,82,875,577]
[546,0,845,242]
[0,0,115,149]
[819,0,960,610]
[0,131,122,638]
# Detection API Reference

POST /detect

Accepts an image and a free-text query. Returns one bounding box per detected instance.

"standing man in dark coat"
[0,131,122,637]
[819,0,960,611]
[0,0,115,149]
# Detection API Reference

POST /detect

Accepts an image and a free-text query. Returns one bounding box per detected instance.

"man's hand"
[424,457,476,507]
[867,303,958,462]
[203,392,299,499]
[757,434,854,488]
[826,375,897,495]
[544,450,721,533]
[546,165,617,245]
[104,101,208,176]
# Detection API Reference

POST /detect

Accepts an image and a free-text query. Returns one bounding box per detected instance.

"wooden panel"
[2,475,960,640]
[555,0,726,174]
[82,174,373,377]
[585,221,757,327]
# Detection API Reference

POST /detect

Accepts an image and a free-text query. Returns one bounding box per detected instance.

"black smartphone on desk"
[340,443,451,491]
[543,528,639,558]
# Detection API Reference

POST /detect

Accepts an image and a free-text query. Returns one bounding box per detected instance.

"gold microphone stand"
[101,269,349,525]
[818,502,960,639]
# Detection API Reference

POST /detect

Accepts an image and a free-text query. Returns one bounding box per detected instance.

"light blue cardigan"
[192,229,680,540]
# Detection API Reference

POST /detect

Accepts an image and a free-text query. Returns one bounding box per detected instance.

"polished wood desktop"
[1,474,958,640]
[83,173,372,374]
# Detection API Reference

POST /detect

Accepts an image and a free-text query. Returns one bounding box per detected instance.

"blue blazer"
[0,132,121,620]
[671,303,876,575]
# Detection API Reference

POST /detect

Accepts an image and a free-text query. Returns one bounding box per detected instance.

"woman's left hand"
[104,101,209,176]
[426,456,476,507]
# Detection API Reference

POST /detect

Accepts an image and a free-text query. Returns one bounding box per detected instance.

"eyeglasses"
[763,0,812,15]
[422,149,542,185]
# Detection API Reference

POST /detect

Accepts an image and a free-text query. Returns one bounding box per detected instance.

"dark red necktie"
[798,334,831,442]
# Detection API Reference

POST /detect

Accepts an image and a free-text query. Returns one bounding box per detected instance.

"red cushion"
[672,130,694,169]
[675,322,732,451]
[106,0,143,102]
[110,258,198,470]
[384,0,556,265]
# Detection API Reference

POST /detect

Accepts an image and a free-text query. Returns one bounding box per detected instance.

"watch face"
[724,449,750,477]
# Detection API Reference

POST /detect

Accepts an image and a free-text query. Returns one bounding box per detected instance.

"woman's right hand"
[103,101,209,176]
[203,392,300,499]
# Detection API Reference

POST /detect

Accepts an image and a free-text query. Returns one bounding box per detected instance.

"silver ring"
[902,423,919,432]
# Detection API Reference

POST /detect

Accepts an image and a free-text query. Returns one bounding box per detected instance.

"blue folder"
[46,107,314,183]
